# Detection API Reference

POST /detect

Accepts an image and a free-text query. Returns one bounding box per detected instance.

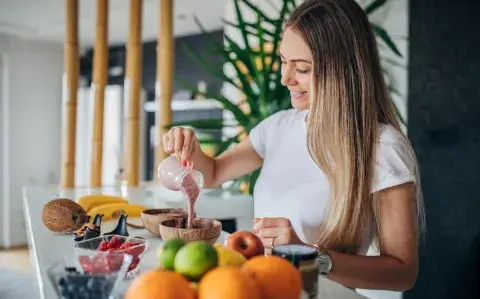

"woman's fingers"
[181,129,194,163]
[167,129,176,154]
[162,132,170,153]
[162,127,199,166]
[173,128,184,159]
[257,226,282,238]
[257,227,291,248]
[253,217,291,232]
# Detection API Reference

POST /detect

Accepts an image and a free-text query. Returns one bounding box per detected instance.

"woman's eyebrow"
[278,51,312,64]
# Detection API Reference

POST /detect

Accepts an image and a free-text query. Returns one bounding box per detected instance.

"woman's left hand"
[253,217,305,249]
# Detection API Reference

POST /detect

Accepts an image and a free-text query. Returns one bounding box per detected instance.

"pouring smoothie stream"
[157,155,203,229]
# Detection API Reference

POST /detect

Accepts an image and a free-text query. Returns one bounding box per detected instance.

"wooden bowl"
[140,208,187,237]
[159,218,222,244]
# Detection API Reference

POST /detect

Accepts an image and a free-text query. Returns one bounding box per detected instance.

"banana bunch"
[77,194,147,221]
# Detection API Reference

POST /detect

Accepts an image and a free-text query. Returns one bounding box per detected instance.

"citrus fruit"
[214,244,247,267]
[198,266,262,299]
[158,238,187,270]
[242,255,302,299]
[125,269,195,299]
[174,241,218,281]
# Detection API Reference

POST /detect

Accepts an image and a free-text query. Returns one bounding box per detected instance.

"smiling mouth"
[290,91,307,99]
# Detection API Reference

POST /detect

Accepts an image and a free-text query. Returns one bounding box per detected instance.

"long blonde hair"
[286,0,425,253]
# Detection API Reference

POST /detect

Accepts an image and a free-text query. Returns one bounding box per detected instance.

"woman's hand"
[253,217,305,249]
[163,127,201,166]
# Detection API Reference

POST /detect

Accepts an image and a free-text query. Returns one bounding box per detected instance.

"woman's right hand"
[163,127,200,166]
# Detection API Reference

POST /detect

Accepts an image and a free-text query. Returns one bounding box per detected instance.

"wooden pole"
[125,0,143,186]
[90,0,109,188]
[154,0,174,173]
[61,0,79,188]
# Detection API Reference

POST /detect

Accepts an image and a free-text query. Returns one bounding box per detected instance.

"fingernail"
[182,160,187,167]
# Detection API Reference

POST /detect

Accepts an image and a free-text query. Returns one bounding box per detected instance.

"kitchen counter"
[22,184,366,299]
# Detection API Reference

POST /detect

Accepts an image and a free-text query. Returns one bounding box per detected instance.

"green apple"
[158,238,187,270]
[174,241,218,281]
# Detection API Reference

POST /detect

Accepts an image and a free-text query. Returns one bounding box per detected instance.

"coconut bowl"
[159,218,222,244]
[140,208,187,237]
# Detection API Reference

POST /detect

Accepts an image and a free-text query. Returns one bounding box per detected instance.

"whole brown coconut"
[42,198,88,233]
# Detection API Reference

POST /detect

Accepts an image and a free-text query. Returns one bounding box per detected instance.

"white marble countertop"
[22,184,366,299]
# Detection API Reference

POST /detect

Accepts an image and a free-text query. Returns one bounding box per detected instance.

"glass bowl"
[73,235,149,279]
[47,252,132,299]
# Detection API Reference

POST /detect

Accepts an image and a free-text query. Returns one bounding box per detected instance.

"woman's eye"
[296,68,310,74]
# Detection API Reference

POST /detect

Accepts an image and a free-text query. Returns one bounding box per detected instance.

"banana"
[87,203,147,220]
[77,194,128,212]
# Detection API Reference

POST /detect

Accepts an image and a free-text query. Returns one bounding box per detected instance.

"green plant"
[170,0,404,194]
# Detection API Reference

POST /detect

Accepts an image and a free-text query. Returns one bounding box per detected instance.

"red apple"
[224,230,264,259]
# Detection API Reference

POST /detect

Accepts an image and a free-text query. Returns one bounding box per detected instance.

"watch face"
[317,254,332,273]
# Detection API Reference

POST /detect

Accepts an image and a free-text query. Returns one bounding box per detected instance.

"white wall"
[74,85,147,187]
[0,33,63,247]
[0,51,5,247]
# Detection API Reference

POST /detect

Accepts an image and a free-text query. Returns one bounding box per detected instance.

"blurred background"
[0,0,479,299]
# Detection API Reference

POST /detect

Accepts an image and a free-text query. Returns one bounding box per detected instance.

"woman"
[163,0,425,292]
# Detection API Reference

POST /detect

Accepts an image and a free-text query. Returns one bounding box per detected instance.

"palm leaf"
[381,56,406,69]
[371,23,403,57]
[364,0,387,15]
[238,0,277,24]
[222,19,275,38]
[233,0,260,82]
[216,134,241,156]
[180,43,235,86]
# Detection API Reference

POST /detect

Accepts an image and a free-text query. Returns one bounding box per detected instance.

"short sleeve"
[372,125,417,193]
[248,110,288,159]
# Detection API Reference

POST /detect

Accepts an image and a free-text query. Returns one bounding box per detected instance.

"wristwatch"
[312,244,333,277]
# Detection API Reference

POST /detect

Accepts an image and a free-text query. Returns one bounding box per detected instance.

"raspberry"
[98,242,108,251]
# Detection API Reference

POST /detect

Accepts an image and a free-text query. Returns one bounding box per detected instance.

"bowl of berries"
[73,235,149,278]
[47,252,132,299]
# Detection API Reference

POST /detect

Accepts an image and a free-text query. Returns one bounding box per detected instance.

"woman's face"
[279,27,313,111]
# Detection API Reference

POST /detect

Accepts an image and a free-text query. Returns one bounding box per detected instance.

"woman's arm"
[163,126,263,189]
[255,182,419,291]
[324,182,418,291]
[192,137,263,188]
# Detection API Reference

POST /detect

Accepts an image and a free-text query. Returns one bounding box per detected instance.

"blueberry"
[68,275,90,286]
[67,284,77,293]
[65,267,77,273]
[60,288,70,297]
[58,277,67,286]
[87,278,102,291]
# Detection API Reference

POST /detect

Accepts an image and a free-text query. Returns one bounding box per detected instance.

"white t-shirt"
[249,108,416,253]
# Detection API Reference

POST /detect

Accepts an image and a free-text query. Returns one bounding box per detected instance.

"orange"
[125,269,195,299]
[242,255,303,299]
[198,266,262,299]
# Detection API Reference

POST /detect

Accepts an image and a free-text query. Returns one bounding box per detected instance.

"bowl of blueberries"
[47,252,132,299]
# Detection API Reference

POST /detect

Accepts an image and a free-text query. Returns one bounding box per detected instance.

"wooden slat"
[124,0,143,186]
[61,0,79,188]
[90,0,109,187]
[154,0,175,173]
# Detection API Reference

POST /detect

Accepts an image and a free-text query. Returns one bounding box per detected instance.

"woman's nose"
[281,66,296,86]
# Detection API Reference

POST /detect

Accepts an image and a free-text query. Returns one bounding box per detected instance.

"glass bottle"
[157,155,204,191]
[272,244,319,298]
